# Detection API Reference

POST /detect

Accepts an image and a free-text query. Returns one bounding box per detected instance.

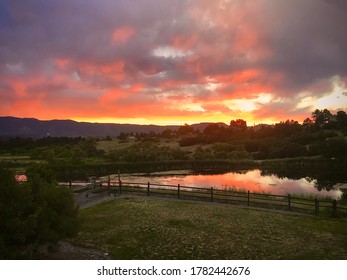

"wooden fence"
[68,179,347,217]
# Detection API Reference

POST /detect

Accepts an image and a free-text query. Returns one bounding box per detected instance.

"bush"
[268,142,307,159]
[324,137,347,159]
[108,143,189,162]
[179,136,203,147]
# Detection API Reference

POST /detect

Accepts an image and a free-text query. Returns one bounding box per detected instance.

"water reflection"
[15,174,27,182]
[120,169,343,200]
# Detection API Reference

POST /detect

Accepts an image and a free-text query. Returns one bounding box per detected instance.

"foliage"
[0,137,104,161]
[324,137,347,159]
[267,142,307,159]
[230,119,247,130]
[193,147,214,160]
[212,143,250,160]
[274,120,302,137]
[177,123,195,135]
[1,108,347,166]
[179,136,204,147]
[107,142,189,162]
[203,123,227,135]
[0,167,79,259]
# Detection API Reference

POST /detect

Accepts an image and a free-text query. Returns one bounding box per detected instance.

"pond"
[116,169,344,200]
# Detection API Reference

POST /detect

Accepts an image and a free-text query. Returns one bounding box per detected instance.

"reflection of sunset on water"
[122,170,342,199]
[15,175,27,182]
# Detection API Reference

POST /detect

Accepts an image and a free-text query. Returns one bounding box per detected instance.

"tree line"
[99,109,347,163]
[1,108,347,163]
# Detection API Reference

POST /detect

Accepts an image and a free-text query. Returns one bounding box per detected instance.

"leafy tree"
[26,165,56,184]
[267,142,307,158]
[203,123,223,135]
[291,133,318,145]
[302,117,314,127]
[245,140,259,153]
[0,167,79,259]
[336,111,347,129]
[312,109,334,128]
[177,123,195,135]
[0,168,32,258]
[230,119,247,131]
[274,120,302,137]
[308,141,326,156]
[324,137,347,159]
[161,129,173,138]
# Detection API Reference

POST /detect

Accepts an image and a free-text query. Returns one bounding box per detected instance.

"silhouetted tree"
[230,119,247,131]
[0,167,79,259]
[312,109,334,128]
[336,111,347,129]
[177,124,195,135]
[274,119,302,136]
[303,117,314,126]
[203,123,224,135]
[161,129,173,138]
[324,137,347,159]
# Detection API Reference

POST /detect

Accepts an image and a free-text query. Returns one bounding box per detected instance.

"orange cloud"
[171,35,198,51]
[54,58,70,69]
[112,26,135,44]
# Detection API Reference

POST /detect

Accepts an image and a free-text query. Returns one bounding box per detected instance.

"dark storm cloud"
[0,0,187,66]
[1,0,346,85]
[260,0,347,93]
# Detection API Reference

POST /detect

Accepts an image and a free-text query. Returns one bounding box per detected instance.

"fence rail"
[67,179,347,217]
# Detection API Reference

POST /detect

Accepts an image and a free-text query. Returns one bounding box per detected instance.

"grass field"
[96,138,214,154]
[74,196,347,259]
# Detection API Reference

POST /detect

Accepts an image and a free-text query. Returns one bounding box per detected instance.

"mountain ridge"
[0,116,228,138]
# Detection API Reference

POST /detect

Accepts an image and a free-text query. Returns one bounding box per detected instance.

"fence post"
[332,199,337,217]
[247,190,250,206]
[288,194,291,211]
[147,182,150,196]
[119,180,122,194]
[315,198,319,215]
[69,180,72,189]
[211,187,214,202]
[178,184,180,199]
[108,175,110,187]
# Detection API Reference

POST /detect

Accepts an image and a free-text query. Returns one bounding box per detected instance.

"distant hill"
[0,117,228,138]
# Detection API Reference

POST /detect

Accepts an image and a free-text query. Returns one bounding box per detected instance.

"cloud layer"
[1,0,347,124]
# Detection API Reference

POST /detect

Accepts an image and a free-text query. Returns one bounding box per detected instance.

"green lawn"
[74,196,347,259]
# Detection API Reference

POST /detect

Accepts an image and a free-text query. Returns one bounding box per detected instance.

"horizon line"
[0,115,283,127]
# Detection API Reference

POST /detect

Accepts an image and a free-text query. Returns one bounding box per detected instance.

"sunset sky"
[1,0,347,125]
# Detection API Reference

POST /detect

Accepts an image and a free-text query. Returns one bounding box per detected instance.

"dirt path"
[40,241,110,260]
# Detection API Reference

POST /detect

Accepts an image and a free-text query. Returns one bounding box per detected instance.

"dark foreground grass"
[74,196,347,260]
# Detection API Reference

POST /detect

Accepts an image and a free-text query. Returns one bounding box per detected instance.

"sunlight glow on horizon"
[73,114,279,126]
